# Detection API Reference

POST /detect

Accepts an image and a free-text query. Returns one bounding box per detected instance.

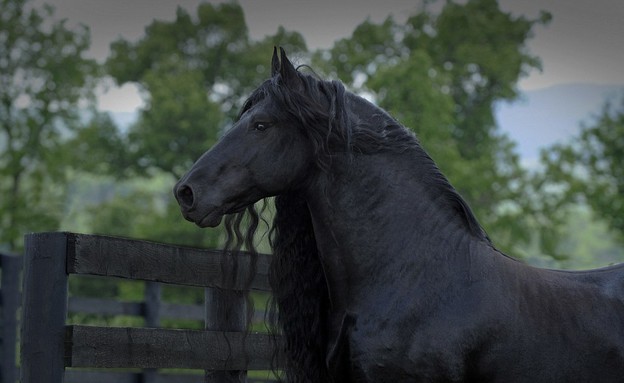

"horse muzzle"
[173,182,217,227]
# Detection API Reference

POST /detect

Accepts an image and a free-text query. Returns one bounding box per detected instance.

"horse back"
[480,260,624,382]
[550,262,624,299]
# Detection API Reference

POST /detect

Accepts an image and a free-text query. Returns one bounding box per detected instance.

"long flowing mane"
[223,65,489,382]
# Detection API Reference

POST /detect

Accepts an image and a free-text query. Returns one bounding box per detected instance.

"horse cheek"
[257,153,304,194]
[256,135,310,193]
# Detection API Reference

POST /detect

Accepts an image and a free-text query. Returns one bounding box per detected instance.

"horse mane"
[268,192,331,381]
[225,65,490,382]
[242,67,488,240]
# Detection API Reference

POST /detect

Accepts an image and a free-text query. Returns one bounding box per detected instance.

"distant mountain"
[495,83,624,167]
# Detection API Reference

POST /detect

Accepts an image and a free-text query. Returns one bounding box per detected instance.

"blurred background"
[2,0,623,268]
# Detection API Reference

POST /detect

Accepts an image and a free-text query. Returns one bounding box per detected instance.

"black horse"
[175,48,624,382]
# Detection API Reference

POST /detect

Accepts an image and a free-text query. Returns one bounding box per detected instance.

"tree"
[0,0,96,250]
[67,110,129,175]
[411,0,551,158]
[316,0,551,256]
[106,3,308,178]
[540,95,624,244]
[127,61,224,177]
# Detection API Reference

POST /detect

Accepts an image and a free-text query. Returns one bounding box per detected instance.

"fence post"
[142,281,161,383]
[1,253,21,383]
[21,233,69,383]
[205,288,248,383]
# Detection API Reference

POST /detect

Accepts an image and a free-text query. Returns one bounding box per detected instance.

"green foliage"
[313,17,405,86]
[540,95,624,244]
[129,62,224,177]
[107,3,249,88]
[61,171,222,249]
[66,111,129,174]
[557,206,624,269]
[3,0,615,270]
[0,0,97,250]
[418,0,551,153]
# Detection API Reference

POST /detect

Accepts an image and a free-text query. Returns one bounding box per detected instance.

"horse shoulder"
[345,277,499,382]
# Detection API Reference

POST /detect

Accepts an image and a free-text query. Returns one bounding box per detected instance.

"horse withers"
[174,47,624,382]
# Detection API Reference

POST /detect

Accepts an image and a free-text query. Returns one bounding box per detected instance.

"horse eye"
[254,122,269,131]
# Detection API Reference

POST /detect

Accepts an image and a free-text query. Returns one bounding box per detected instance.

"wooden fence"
[1,252,21,383]
[19,232,281,383]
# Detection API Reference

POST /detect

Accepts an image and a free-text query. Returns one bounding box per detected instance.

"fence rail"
[15,232,281,383]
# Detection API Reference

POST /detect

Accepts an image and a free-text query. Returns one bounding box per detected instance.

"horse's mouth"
[195,202,249,228]
[197,211,224,228]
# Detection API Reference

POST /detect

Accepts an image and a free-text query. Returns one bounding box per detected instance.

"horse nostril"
[176,184,195,209]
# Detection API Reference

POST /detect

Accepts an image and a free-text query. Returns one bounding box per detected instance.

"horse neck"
[303,148,488,309]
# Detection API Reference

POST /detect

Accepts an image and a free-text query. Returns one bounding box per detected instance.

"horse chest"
[344,314,476,382]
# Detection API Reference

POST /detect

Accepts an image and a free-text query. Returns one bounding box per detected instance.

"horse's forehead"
[243,86,286,116]
[238,89,267,118]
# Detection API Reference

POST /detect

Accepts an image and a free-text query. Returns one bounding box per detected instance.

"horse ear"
[278,47,303,89]
[271,46,280,77]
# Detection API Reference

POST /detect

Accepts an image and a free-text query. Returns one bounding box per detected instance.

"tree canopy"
[541,95,624,244]
[0,0,96,250]
[1,0,621,266]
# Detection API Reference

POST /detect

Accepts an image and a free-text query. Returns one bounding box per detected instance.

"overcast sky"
[39,0,624,112]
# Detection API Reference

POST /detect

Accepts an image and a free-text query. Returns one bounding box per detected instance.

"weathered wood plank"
[65,325,281,370]
[65,370,277,383]
[1,252,21,383]
[21,232,69,383]
[66,233,272,291]
[153,372,204,383]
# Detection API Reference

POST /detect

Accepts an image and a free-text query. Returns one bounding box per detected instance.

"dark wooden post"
[205,288,248,383]
[142,281,161,383]
[1,253,22,383]
[144,281,161,328]
[21,232,69,383]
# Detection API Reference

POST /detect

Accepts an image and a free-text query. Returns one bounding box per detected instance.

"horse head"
[174,48,314,227]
